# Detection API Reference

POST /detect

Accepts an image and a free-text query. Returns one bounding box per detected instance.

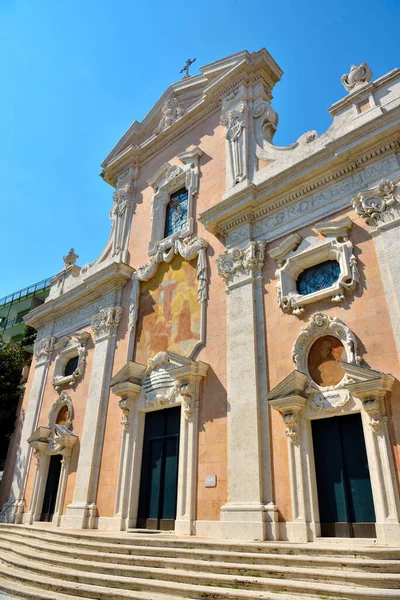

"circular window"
[308,335,346,387]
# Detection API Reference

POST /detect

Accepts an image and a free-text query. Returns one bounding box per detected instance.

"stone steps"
[1,531,399,574]
[0,524,399,600]
[3,539,400,591]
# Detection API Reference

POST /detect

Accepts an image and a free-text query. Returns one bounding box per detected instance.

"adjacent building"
[1,50,400,544]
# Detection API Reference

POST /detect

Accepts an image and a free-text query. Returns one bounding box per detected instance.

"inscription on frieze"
[237,156,400,246]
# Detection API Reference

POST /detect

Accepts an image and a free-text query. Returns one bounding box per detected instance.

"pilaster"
[6,336,56,523]
[216,240,273,540]
[63,306,123,529]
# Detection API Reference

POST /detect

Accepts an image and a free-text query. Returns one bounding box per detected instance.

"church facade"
[2,50,400,545]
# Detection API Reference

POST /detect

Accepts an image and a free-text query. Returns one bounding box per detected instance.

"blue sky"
[0,0,399,297]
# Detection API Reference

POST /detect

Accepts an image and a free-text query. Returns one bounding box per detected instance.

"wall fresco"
[135,256,200,364]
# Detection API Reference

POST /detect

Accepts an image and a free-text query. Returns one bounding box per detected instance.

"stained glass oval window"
[164,187,188,238]
[297,260,340,296]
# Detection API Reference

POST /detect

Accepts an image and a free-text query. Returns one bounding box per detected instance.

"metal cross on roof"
[180,58,196,78]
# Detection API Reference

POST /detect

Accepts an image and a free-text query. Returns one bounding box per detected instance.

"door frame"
[137,406,181,530]
[270,390,400,545]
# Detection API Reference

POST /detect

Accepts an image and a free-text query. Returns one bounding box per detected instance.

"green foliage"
[21,325,37,348]
[0,342,25,463]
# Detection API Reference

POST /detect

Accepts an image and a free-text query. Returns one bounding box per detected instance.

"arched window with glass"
[164,187,188,238]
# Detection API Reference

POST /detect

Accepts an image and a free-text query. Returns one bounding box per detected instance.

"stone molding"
[352,177,400,229]
[26,261,133,334]
[199,143,400,239]
[47,390,74,433]
[147,147,202,256]
[216,241,266,289]
[110,351,208,425]
[270,217,359,316]
[51,332,90,391]
[292,312,361,376]
[91,306,123,341]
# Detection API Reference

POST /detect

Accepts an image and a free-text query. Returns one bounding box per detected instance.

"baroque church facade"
[2,49,400,545]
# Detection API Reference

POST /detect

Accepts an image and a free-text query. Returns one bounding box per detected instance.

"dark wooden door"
[312,413,376,537]
[40,454,62,522]
[137,406,180,530]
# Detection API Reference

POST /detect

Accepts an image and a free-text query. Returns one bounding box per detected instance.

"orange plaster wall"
[22,329,96,514]
[265,208,400,523]
[97,109,229,522]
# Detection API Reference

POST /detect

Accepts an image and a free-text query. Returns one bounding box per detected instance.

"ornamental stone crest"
[91,306,123,340]
[154,97,184,135]
[352,178,400,229]
[341,62,372,92]
[216,241,266,288]
[51,332,90,391]
[63,248,78,267]
[34,336,56,363]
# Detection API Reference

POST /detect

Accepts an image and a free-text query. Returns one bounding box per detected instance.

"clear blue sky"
[0,0,399,298]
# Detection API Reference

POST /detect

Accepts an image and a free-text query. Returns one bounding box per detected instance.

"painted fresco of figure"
[308,335,346,387]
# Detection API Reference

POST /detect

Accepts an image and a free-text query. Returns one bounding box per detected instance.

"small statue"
[63,248,79,267]
[341,63,372,92]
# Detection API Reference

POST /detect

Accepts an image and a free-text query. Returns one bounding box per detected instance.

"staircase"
[0,524,399,600]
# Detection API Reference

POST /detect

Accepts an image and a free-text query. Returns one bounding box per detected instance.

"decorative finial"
[180,58,196,79]
[341,63,372,92]
[63,248,78,267]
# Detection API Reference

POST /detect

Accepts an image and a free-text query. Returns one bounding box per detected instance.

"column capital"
[352,177,400,230]
[91,306,123,341]
[216,240,266,290]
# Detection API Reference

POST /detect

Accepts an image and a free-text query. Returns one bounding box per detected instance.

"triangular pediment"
[339,361,394,390]
[101,49,282,174]
[266,370,308,401]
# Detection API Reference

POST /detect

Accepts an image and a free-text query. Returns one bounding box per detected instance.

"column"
[63,306,123,529]
[6,336,55,523]
[216,240,269,540]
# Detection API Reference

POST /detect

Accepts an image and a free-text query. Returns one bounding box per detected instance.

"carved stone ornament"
[216,241,266,288]
[140,351,205,420]
[63,248,78,267]
[220,101,248,185]
[148,147,202,255]
[292,312,362,412]
[341,63,372,92]
[91,306,123,340]
[270,217,359,316]
[34,336,56,363]
[47,390,74,432]
[129,235,208,345]
[352,177,400,229]
[292,312,361,376]
[362,398,382,432]
[154,97,184,135]
[51,332,90,390]
[88,166,137,270]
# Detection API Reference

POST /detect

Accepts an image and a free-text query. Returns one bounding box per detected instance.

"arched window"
[164,188,188,238]
[297,260,340,296]
[64,355,79,377]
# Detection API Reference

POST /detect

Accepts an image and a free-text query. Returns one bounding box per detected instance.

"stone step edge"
[0,559,328,600]
[0,524,394,557]
[3,540,400,588]
[0,526,398,561]
[0,578,90,600]
[1,548,399,599]
[2,532,399,574]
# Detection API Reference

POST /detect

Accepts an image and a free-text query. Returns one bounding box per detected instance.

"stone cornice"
[25,262,133,331]
[199,133,400,237]
[102,58,282,186]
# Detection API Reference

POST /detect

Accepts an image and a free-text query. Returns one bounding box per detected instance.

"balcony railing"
[0,276,53,309]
